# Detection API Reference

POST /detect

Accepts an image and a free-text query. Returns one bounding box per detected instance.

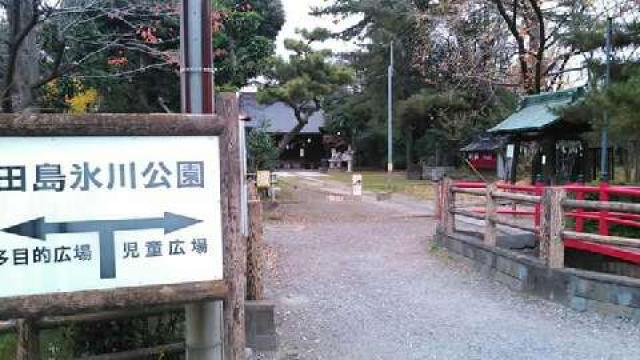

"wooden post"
[218,93,246,359]
[485,183,498,247]
[247,182,265,301]
[16,319,39,360]
[540,187,566,268]
[434,181,441,221]
[442,178,455,235]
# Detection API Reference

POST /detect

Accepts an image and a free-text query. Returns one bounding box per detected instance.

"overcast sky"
[276,0,360,57]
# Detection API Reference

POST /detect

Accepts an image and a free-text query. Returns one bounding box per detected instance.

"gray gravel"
[262,176,640,360]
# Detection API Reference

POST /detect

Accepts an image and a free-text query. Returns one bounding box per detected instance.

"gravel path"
[263,175,640,360]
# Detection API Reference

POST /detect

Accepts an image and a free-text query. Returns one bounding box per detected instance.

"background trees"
[316,0,639,172]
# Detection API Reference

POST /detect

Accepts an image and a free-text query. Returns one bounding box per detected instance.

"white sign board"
[352,174,363,197]
[0,136,223,298]
[506,144,515,159]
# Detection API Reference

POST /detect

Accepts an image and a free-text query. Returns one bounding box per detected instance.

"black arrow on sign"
[2,213,202,279]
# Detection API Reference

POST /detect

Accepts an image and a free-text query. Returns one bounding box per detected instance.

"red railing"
[451,180,640,264]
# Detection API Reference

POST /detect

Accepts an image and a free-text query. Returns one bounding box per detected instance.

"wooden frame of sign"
[0,94,246,358]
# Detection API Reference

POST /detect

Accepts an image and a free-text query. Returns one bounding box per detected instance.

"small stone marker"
[352,174,363,197]
[257,170,271,189]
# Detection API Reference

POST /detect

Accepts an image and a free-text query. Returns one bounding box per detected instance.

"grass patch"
[0,333,16,359]
[327,171,436,200]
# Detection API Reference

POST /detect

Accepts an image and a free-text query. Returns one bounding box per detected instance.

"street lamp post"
[600,17,613,182]
[387,41,394,173]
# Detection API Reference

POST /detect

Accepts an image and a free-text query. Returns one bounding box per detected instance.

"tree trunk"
[529,0,546,94]
[3,0,40,112]
[277,120,306,153]
[624,142,632,182]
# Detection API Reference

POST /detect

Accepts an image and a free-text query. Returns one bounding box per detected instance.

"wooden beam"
[38,306,182,329]
[247,182,265,301]
[217,93,246,360]
[450,187,487,196]
[0,113,225,137]
[16,319,39,360]
[540,188,566,268]
[485,183,498,247]
[563,230,640,248]
[0,281,228,320]
[451,208,486,221]
[442,178,456,235]
[492,191,541,204]
[76,343,184,360]
[564,199,640,214]
[434,181,442,221]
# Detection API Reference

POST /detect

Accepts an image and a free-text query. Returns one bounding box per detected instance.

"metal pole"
[387,41,394,173]
[181,1,223,359]
[600,17,613,182]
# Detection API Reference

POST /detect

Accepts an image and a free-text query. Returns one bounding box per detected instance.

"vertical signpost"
[0,112,244,359]
[179,0,230,359]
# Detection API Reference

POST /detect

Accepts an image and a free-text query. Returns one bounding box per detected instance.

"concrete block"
[570,296,588,312]
[462,245,475,259]
[495,272,524,292]
[475,262,495,277]
[441,232,640,319]
[515,264,529,281]
[246,300,277,351]
[573,278,590,297]
[620,286,640,308]
[450,240,463,255]
[496,257,518,278]
[586,299,635,318]
[475,249,495,268]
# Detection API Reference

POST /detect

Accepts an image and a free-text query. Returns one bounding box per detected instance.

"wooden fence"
[437,178,640,270]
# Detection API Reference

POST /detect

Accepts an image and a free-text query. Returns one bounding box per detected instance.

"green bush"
[69,312,184,358]
[247,121,279,172]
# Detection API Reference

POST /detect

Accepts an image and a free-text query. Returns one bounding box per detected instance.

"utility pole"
[600,17,613,181]
[180,1,222,360]
[387,41,394,173]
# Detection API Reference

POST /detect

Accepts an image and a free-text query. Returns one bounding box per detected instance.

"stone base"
[434,227,640,320]
[245,300,277,351]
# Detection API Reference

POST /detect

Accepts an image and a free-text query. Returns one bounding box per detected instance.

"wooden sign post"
[0,106,245,359]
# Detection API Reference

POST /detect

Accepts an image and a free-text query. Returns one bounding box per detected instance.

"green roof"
[489,87,585,133]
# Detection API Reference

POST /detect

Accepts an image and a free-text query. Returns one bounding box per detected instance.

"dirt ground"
[260,174,640,360]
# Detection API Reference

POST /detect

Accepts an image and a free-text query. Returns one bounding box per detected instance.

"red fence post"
[575,182,585,233]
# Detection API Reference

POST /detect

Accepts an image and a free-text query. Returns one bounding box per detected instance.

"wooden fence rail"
[442,179,640,269]
[563,199,640,214]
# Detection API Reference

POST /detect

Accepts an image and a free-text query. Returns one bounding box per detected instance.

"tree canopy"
[0,0,284,113]
[258,28,355,152]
